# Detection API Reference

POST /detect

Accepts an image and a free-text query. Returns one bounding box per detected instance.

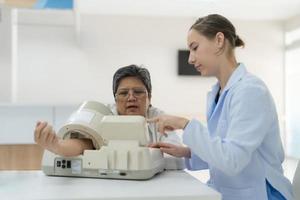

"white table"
[0,170,221,200]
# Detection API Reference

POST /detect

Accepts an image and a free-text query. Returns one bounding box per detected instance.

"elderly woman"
[34,65,181,158]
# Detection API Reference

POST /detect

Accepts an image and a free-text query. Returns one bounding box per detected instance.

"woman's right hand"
[34,121,60,152]
[147,115,190,135]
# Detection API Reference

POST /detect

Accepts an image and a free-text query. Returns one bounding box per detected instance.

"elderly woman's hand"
[34,121,60,153]
[149,142,191,158]
[147,114,189,135]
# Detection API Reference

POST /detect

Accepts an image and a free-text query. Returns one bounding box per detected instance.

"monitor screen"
[178,50,201,76]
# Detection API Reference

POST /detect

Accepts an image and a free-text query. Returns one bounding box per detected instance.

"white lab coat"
[183,63,294,200]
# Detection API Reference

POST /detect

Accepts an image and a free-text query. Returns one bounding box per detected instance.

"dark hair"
[112,64,152,98]
[190,14,245,48]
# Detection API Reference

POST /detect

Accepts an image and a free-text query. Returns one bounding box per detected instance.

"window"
[285,27,300,158]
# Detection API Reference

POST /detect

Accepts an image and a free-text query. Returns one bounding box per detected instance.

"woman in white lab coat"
[149,14,294,200]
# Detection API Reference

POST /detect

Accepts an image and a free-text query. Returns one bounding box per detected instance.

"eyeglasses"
[115,88,148,100]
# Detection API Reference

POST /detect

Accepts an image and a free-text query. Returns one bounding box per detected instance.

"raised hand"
[34,121,60,153]
[147,115,189,135]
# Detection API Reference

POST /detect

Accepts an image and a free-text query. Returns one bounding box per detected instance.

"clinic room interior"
[1,0,300,199]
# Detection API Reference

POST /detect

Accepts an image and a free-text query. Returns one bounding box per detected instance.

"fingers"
[51,130,58,143]
[148,142,177,156]
[149,142,175,149]
[159,143,178,157]
[160,147,175,155]
[158,124,171,136]
[148,117,169,138]
[53,133,59,144]
[157,142,175,148]
[149,142,188,158]
[40,124,53,143]
[148,143,160,148]
[47,130,57,144]
[146,117,159,123]
[155,119,167,135]
[34,121,57,148]
[34,121,48,142]
[149,115,174,135]
[148,115,184,137]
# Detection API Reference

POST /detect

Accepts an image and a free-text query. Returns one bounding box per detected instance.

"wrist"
[48,139,62,155]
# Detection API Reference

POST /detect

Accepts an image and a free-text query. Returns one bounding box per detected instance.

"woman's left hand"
[149,142,191,158]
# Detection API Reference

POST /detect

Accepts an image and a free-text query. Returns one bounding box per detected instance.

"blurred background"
[0,0,300,181]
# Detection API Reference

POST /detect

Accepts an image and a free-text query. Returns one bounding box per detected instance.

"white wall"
[15,12,284,120]
[0,104,76,144]
[234,20,285,141]
[17,24,97,104]
[284,15,300,157]
[234,20,285,119]
[0,6,13,102]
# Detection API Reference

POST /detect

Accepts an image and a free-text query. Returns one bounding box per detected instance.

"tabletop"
[0,170,221,200]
